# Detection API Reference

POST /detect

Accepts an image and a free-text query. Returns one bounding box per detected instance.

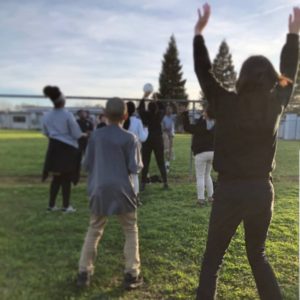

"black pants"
[49,174,72,209]
[141,136,167,184]
[197,179,282,300]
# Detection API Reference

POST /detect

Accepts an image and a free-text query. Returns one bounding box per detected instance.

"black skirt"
[42,138,81,185]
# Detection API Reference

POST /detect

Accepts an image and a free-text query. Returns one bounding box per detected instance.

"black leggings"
[49,174,72,209]
[141,136,167,184]
[197,179,282,300]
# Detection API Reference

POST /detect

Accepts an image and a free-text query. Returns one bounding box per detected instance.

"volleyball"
[143,83,154,93]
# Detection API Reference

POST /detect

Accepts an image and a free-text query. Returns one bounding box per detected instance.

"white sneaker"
[47,206,60,212]
[63,206,76,213]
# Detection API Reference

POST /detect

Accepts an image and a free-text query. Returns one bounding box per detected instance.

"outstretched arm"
[278,7,300,107]
[193,3,230,114]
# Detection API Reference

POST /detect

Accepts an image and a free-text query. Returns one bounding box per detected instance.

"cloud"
[0,0,297,105]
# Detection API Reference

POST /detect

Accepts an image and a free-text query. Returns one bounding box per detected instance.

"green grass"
[0,129,298,300]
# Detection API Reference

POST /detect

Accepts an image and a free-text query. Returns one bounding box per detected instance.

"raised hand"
[289,7,300,34]
[194,3,211,35]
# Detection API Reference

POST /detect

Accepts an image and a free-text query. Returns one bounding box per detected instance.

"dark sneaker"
[163,182,169,189]
[77,271,91,288]
[124,273,143,290]
[197,199,206,207]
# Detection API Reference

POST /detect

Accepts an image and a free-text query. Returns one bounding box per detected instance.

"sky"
[0,0,298,107]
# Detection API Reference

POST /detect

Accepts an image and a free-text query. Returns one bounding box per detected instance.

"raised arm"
[194,4,231,112]
[278,7,300,106]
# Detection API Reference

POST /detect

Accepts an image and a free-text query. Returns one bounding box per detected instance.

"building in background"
[0,105,104,130]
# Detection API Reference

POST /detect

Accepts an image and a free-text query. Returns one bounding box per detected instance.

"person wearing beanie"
[42,85,86,213]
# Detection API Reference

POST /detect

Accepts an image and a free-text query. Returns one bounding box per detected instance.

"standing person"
[162,105,175,173]
[194,4,299,300]
[77,98,143,290]
[181,103,215,206]
[77,110,94,155]
[138,92,168,191]
[42,85,85,213]
[96,113,108,129]
[124,101,148,195]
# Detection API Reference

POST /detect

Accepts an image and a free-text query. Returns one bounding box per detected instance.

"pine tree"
[212,40,237,91]
[158,35,188,101]
[291,46,300,104]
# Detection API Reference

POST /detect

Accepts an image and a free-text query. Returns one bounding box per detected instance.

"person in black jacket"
[181,103,215,206]
[77,110,94,154]
[194,4,299,300]
[138,92,168,190]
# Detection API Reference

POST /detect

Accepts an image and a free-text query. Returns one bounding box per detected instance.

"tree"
[158,35,188,101]
[212,40,237,91]
[290,45,300,104]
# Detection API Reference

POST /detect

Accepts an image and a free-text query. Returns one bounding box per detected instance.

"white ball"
[143,83,154,93]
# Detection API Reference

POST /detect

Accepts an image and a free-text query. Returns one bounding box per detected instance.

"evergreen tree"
[158,35,188,101]
[212,40,237,91]
[291,46,300,104]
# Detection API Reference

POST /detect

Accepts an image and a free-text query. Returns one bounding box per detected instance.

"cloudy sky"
[0,0,298,106]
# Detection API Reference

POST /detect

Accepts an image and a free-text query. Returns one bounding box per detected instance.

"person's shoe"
[77,271,91,288]
[124,273,143,290]
[62,206,76,213]
[163,182,169,189]
[208,197,214,204]
[46,206,60,212]
[197,199,206,207]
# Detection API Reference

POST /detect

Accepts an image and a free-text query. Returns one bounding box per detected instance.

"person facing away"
[194,3,299,300]
[123,101,149,195]
[77,110,94,155]
[162,105,176,173]
[138,92,169,191]
[77,97,144,290]
[181,102,215,207]
[42,85,85,213]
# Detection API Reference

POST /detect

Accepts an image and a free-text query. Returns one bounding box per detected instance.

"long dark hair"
[123,101,136,130]
[43,85,65,108]
[236,56,292,130]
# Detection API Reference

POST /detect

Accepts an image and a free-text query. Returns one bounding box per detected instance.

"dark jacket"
[182,112,214,155]
[138,99,165,138]
[193,34,299,180]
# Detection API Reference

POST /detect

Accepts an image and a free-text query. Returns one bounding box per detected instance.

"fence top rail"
[0,94,203,103]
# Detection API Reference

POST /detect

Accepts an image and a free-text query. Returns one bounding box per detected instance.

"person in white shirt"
[162,106,176,173]
[123,101,148,195]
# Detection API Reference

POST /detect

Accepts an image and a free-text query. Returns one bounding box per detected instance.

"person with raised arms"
[193,3,299,299]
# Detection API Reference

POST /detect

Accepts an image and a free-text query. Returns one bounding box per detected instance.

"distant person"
[77,110,94,154]
[138,92,168,190]
[77,98,143,290]
[181,103,215,206]
[96,113,107,129]
[162,105,175,172]
[193,4,299,300]
[42,85,86,213]
[123,101,148,195]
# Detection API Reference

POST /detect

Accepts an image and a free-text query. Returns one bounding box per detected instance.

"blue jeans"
[197,179,282,300]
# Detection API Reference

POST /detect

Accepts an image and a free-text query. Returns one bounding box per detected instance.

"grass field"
[0,129,299,300]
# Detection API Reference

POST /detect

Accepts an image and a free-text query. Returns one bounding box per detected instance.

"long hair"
[235,56,292,131]
[123,101,136,130]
